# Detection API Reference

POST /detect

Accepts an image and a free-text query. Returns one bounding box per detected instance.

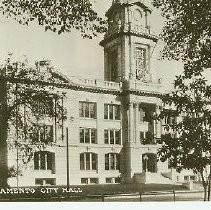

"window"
[140,131,156,145]
[30,125,53,143]
[184,176,189,181]
[81,178,89,184]
[190,176,195,181]
[108,49,118,82]
[35,178,56,186]
[81,178,99,184]
[104,130,121,145]
[105,153,120,170]
[80,128,97,144]
[135,47,147,80]
[106,177,121,184]
[104,104,120,120]
[79,102,96,118]
[34,151,55,173]
[90,178,99,184]
[80,153,98,171]
[106,178,113,184]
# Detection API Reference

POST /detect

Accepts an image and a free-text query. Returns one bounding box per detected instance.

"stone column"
[128,103,134,142]
[134,103,139,143]
[155,105,162,139]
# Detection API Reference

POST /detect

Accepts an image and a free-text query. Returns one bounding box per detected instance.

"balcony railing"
[127,80,168,94]
[69,77,122,91]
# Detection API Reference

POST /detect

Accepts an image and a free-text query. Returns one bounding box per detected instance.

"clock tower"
[100,0,158,83]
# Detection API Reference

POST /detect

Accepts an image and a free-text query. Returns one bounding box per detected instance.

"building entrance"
[142,153,157,173]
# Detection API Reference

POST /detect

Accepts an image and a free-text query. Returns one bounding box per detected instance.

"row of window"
[34,152,120,172]
[80,153,120,171]
[81,177,120,185]
[79,128,122,145]
[79,102,121,120]
[34,177,120,186]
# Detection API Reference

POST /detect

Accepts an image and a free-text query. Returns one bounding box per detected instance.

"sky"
[0,0,184,86]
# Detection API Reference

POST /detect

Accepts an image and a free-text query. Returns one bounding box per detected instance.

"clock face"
[133,9,142,21]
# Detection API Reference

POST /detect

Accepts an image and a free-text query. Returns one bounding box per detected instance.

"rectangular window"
[90,178,99,184]
[80,153,98,171]
[110,130,114,144]
[34,151,55,172]
[86,153,90,170]
[106,178,113,184]
[79,128,97,144]
[104,104,120,120]
[79,102,96,119]
[85,129,90,143]
[81,178,88,184]
[104,130,109,144]
[35,178,56,186]
[105,154,109,170]
[92,153,97,170]
[109,105,114,120]
[104,105,108,119]
[105,153,120,171]
[104,129,121,145]
[31,125,53,143]
[110,154,115,170]
[115,130,121,145]
[115,177,120,183]
[79,102,84,118]
[114,105,120,120]
[80,129,84,143]
[89,103,95,118]
[81,178,99,185]
[108,49,118,82]
[80,153,85,170]
[91,129,97,144]
[85,103,89,118]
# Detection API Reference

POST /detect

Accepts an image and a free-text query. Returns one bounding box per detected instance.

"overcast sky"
[0,0,184,86]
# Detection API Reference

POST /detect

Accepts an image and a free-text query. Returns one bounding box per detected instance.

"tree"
[152,0,211,77]
[0,55,67,187]
[0,0,107,38]
[158,73,211,201]
[152,0,211,201]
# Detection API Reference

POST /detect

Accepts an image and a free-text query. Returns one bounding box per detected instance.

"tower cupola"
[100,0,158,83]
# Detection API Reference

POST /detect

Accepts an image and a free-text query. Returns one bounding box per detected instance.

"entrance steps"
[134,172,178,184]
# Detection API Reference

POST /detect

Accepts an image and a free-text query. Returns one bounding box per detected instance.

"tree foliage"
[158,73,211,200]
[152,0,211,77]
[0,55,67,185]
[0,0,107,38]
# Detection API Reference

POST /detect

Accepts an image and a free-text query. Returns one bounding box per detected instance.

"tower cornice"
[106,1,152,17]
[100,30,159,47]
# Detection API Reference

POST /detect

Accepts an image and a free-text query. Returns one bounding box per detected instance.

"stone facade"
[8,0,198,187]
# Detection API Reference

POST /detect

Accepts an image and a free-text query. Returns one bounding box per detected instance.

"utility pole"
[66,127,69,189]
[15,82,19,188]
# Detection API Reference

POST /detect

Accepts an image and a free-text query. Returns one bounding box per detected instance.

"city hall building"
[8,0,197,187]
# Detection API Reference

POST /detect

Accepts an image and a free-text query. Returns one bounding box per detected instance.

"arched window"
[105,153,120,170]
[34,151,55,173]
[80,153,98,171]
